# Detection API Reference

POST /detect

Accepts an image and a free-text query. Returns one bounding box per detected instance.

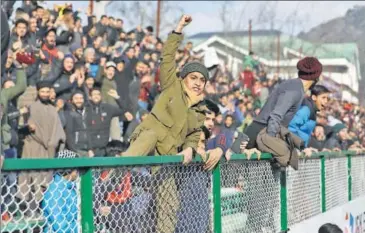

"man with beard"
[18,80,66,217]
[41,28,61,64]
[69,44,83,62]
[88,87,133,157]
[64,90,92,157]
[128,61,149,115]
[21,80,66,158]
[40,28,63,79]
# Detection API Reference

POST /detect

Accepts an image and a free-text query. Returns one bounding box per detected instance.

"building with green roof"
[188,30,361,103]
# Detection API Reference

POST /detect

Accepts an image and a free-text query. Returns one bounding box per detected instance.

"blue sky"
[33,1,365,36]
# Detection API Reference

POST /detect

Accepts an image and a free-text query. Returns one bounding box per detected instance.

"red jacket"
[240,70,255,90]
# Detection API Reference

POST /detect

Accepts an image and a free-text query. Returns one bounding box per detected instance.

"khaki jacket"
[256,126,304,170]
[130,33,204,155]
[1,68,27,151]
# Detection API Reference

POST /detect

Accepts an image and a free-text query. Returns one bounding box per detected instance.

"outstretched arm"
[159,15,192,91]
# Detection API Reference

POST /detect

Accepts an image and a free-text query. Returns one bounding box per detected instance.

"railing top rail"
[1,151,360,171]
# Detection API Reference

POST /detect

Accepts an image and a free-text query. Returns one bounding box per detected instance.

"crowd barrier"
[1,151,364,233]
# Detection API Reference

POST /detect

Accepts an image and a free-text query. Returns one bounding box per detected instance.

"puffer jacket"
[48,58,76,101]
[64,104,92,156]
[88,99,128,156]
[41,174,78,233]
[288,98,317,147]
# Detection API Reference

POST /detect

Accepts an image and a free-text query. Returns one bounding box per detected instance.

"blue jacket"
[41,174,78,233]
[207,127,235,154]
[288,98,317,147]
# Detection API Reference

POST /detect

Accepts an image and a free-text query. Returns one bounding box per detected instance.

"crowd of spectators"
[1,1,365,232]
[1,1,365,163]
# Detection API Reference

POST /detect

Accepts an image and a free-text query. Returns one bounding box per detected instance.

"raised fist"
[175,15,192,33]
[179,15,192,27]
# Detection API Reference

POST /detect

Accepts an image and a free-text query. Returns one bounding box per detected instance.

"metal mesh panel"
[351,155,365,200]
[287,159,321,227]
[1,169,81,233]
[92,163,212,233]
[325,157,348,211]
[220,160,281,233]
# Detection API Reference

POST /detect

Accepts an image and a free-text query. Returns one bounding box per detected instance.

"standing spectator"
[95,60,123,140]
[1,62,27,154]
[88,87,133,157]
[48,55,78,101]
[84,47,98,78]
[64,90,91,157]
[21,80,66,158]
[240,66,255,92]
[40,28,62,78]
[72,17,83,47]
[95,15,108,37]
[28,17,38,47]
[55,8,74,54]
[69,43,83,62]
[18,80,65,218]
[10,19,31,52]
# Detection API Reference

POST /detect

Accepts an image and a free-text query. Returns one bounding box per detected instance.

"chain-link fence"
[1,169,81,233]
[92,163,212,233]
[1,153,365,233]
[220,160,281,233]
[351,155,365,200]
[287,158,322,227]
[325,157,348,211]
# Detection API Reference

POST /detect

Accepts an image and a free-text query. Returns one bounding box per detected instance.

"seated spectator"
[41,150,79,233]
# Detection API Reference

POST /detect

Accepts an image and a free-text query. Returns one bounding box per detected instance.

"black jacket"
[88,98,128,155]
[48,58,77,101]
[64,105,92,154]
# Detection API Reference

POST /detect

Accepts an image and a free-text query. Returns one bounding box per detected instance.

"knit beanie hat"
[180,62,209,81]
[70,43,82,53]
[36,80,53,90]
[332,123,346,134]
[71,89,85,99]
[297,57,322,80]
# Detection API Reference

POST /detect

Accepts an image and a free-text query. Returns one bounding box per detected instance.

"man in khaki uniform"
[123,15,209,233]
[124,15,208,162]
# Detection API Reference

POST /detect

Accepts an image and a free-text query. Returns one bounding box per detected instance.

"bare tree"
[109,1,181,37]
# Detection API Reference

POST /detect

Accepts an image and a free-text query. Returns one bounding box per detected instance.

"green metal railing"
[1,151,364,233]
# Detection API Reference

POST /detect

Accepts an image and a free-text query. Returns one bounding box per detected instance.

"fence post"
[347,154,352,201]
[321,155,326,212]
[81,168,94,233]
[280,169,288,232]
[212,162,222,233]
